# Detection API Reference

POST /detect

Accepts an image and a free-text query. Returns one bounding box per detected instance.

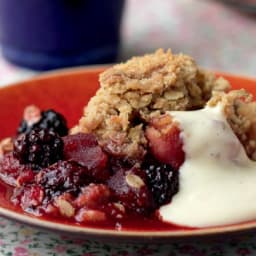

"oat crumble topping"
[72,49,230,160]
[208,89,256,160]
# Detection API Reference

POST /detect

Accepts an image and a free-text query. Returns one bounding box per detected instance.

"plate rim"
[1,201,256,241]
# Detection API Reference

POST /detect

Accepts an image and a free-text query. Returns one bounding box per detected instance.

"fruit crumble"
[1,49,256,229]
[71,49,229,161]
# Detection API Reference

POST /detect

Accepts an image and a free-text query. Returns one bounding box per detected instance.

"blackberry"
[18,109,68,137]
[144,162,179,206]
[13,129,64,170]
[18,121,30,134]
[36,160,92,199]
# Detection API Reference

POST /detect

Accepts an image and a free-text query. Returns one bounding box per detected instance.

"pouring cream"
[159,104,256,228]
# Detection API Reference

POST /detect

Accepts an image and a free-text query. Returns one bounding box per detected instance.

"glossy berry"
[36,160,92,200]
[108,167,154,215]
[144,161,179,206]
[18,109,68,137]
[18,121,29,134]
[63,133,110,182]
[13,129,64,170]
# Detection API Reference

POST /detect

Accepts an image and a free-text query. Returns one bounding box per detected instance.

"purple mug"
[0,0,125,70]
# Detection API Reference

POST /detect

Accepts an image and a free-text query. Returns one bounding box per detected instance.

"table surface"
[0,0,256,255]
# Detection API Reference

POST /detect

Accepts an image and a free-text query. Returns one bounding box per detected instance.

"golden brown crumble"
[72,49,230,160]
[208,89,256,160]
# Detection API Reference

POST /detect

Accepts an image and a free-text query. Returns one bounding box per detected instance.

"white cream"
[159,104,256,228]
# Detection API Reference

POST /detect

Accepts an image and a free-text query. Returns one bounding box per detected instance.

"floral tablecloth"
[1,220,256,256]
[0,0,256,255]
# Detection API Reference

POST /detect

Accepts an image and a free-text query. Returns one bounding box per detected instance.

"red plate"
[0,67,256,242]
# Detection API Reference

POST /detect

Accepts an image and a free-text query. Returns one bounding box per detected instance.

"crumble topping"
[1,49,256,227]
[72,49,230,160]
[208,89,256,160]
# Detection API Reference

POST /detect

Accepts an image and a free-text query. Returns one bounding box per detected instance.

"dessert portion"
[71,49,229,161]
[1,49,256,229]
